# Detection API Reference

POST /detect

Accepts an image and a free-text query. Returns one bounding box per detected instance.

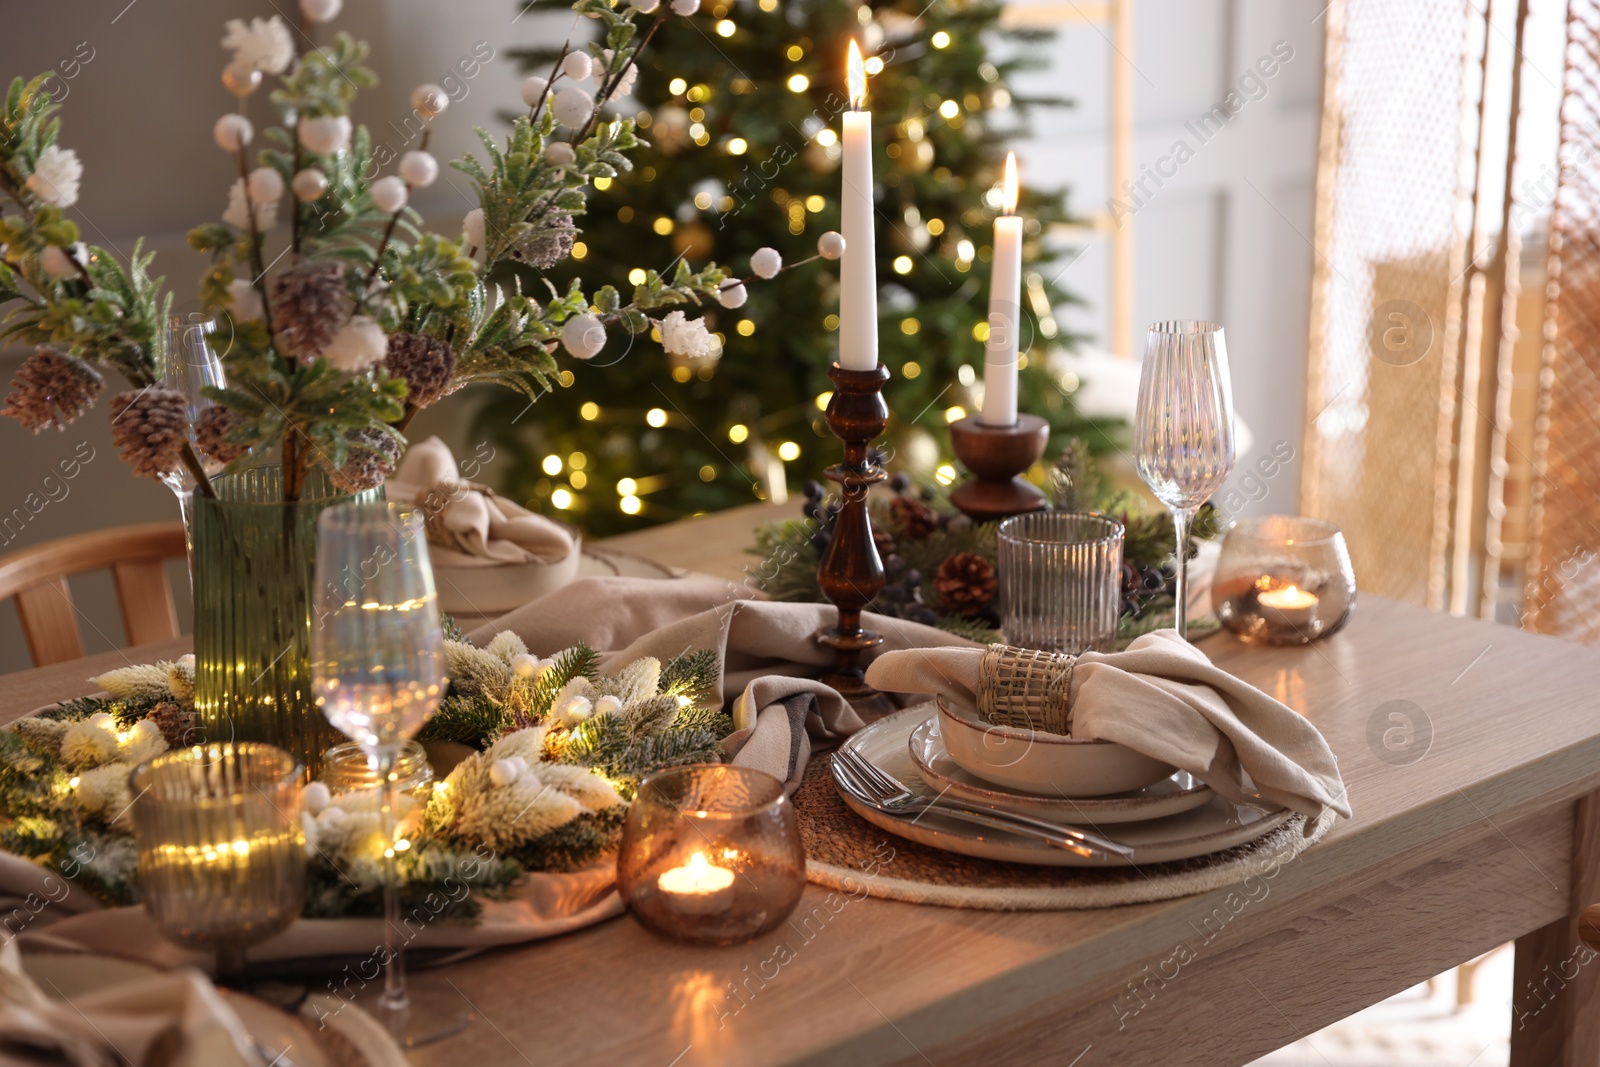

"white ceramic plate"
[907,715,1215,825]
[837,707,1291,868]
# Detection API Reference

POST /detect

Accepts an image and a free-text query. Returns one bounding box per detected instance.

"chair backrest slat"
[0,522,188,667]
[15,574,85,666]
[112,557,181,647]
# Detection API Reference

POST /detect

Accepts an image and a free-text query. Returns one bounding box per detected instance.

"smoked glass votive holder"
[130,742,306,975]
[320,738,433,802]
[617,764,805,946]
[997,512,1125,654]
[1214,515,1356,645]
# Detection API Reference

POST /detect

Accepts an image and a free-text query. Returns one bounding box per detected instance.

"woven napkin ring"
[976,643,1078,736]
[418,479,497,549]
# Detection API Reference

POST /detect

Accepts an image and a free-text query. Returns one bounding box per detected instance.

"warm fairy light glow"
[931,30,951,48]
[816,128,837,146]
[727,137,748,155]
[935,463,957,485]
[847,40,867,109]
[617,477,638,496]
[945,405,967,423]
[620,494,643,515]
[551,487,573,510]
[1001,151,1019,215]
[541,454,563,475]
[777,441,801,461]
[728,423,749,443]
[580,401,600,420]
[646,407,668,427]
[787,73,810,93]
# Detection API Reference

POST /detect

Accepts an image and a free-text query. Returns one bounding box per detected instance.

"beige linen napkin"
[0,940,261,1066]
[388,437,575,566]
[865,630,1351,832]
[473,575,977,790]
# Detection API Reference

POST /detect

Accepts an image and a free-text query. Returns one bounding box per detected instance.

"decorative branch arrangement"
[0,0,844,502]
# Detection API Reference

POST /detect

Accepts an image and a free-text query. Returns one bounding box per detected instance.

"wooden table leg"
[1510,790,1600,1066]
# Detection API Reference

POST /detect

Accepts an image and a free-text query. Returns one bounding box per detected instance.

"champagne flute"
[311,502,460,1044]
[157,314,228,511]
[1134,320,1236,640]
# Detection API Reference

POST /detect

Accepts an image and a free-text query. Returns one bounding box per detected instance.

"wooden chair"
[0,522,189,667]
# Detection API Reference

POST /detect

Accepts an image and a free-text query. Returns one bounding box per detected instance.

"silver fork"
[830,754,1096,856]
[834,746,1135,860]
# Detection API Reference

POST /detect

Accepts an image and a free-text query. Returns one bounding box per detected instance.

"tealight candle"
[657,850,735,915]
[1256,583,1320,628]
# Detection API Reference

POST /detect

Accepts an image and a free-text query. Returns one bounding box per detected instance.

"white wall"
[1009,0,1323,517]
[0,0,1322,672]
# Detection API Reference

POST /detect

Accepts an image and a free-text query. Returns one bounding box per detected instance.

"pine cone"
[110,388,190,479]
[933,552,997,618]
[270,260,348,359]
[515,219,578,269]
[383,331,457,408]
[889,495,939,540]
[322,426,401,493]
[193,405,251,465]
[146,700,200,749]
[2,348,104,432]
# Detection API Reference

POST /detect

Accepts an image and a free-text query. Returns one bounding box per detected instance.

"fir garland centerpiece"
[749,440,1222,643]
[0,631,729,919]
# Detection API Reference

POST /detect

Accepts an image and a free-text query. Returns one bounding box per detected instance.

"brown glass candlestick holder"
[948,413,1051,523]
[815,362,897,718]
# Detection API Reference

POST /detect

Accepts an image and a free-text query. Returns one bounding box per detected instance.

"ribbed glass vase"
[190,466,380,777]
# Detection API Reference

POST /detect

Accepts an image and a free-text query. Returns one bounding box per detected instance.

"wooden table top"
[5,501,1598,1065]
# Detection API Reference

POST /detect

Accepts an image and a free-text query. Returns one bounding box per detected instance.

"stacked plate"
[833,704,1291,868]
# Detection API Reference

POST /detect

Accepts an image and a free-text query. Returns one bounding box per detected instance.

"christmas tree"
[478,0,1110,535]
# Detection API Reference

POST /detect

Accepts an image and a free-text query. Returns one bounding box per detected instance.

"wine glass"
[157,314,228,513]
[311,502,460,1044]
[1134,320,1237,640]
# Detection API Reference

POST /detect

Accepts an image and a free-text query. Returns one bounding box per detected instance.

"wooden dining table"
[3,501,1597,1066]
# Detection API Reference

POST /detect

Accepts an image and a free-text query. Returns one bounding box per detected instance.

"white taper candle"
[980,152,1023,426]
[838,40,877,371]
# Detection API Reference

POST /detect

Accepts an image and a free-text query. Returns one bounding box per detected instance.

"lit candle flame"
[1002,151,1019,215]
[847,40,867,109]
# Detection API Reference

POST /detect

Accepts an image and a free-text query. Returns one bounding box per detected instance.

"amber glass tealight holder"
[617,764,805,946]
[1214,515,1356,645]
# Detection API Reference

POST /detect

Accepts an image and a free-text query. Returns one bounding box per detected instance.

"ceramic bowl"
[934,696,1175,797]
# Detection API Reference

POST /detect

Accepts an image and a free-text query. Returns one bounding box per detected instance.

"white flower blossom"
[322,315,388,372]
[59,721,118,769]
[297,115,352,155]
[657,311,718,361]
[117,719,167,767]
[228,279,264,323]
[25,146,82,208]
[221,16,295,75]
[223,178,278,231]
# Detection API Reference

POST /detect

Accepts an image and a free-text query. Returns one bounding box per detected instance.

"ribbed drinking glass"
[156,315,228,508]
[997,512,1124,654]
[1134,320,1237,640]
[310,502,453,1044]
[131,742,305,977]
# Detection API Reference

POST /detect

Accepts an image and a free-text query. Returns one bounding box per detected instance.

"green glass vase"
[190,466,380,776]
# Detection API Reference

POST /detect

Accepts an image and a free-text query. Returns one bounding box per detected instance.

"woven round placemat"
[793,755,1331,910]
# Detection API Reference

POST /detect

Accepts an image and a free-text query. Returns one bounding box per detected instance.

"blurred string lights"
[490,0,1079,526]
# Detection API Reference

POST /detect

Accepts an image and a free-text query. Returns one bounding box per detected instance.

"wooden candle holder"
[815,362,897,717]
[947,413,1051,523]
